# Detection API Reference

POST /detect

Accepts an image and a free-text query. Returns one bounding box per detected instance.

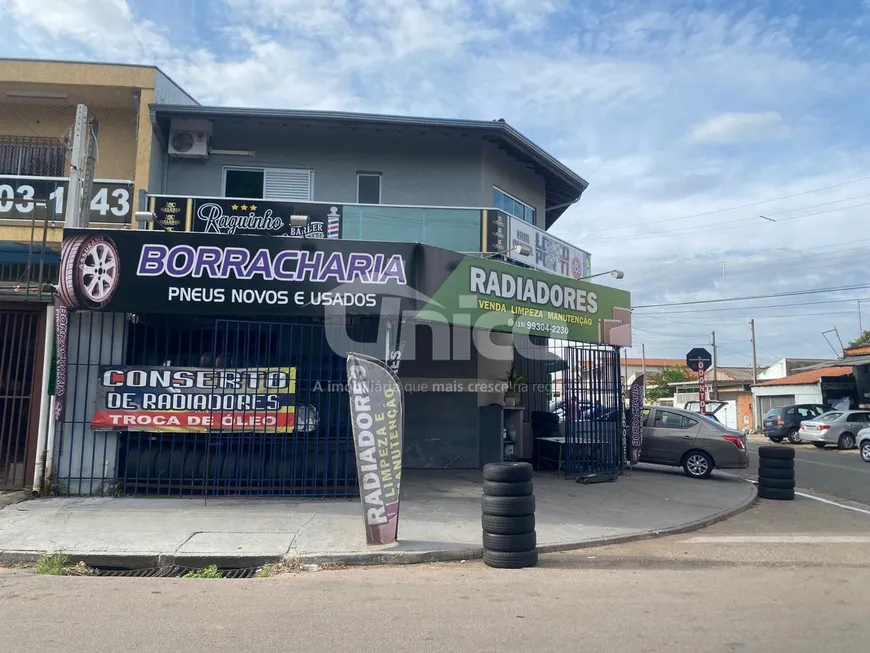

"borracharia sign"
[57,229,631,346]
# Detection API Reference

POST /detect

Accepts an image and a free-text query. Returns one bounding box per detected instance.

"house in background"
[752,367,858,418]
[670,366,756,430]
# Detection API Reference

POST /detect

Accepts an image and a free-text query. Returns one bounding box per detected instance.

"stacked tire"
[757,445,795,500]
[481,462,538,569]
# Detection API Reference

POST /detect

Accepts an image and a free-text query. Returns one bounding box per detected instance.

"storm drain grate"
[95,565,259,579]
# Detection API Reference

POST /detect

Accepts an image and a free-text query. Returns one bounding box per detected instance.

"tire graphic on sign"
[58,235,121,310]
[571,256,582,279]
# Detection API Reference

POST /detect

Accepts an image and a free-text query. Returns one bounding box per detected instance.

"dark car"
[762,404,832,444]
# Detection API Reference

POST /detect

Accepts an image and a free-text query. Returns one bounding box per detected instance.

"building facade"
[0,59,194,490]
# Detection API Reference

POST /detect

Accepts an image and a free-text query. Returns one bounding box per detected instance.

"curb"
[0,492,28,510]
[0,484,758,570]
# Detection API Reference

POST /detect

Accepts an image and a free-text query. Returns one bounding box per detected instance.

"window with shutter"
[263,168,313,201]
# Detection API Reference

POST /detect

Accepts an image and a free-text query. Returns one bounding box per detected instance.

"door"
[642,409,700,465]
[845,412,870,434]
[0,307,44,490]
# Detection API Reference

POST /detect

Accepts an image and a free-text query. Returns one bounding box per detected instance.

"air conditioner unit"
[168,118,213,159]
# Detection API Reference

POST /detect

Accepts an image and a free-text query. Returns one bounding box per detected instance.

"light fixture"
[6,91,69,100]
[580,269,625,281]
[134,211,155,230]
[290,215,310,228]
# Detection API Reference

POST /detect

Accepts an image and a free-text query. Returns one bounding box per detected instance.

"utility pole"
[711,331,719,400]
[77,118,98,226]
[64,104,89,228]
[641,343,647,402]
[750,319,758,431]
[859,300,864,334]
[750,319,758,384]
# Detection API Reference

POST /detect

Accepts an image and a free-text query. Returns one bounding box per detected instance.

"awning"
[0,242,60,265]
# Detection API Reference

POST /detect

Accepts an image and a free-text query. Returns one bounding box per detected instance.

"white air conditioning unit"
[168,118,213,159]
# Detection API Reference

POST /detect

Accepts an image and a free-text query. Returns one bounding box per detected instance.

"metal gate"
[0,307,44,490]
[516,338,623,477]
[112,316,372,497]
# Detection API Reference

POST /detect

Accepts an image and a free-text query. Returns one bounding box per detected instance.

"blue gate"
[562,345,624,478]
[58,312,375,497]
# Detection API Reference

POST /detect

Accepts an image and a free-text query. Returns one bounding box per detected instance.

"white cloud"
[688,111,791,144]
[1,0,869,362]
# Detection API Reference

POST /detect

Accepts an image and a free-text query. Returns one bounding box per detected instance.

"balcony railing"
[342,204,482,252]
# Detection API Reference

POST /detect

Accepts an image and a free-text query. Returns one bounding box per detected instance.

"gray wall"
[154,121,546,216]
[148,127,167,195]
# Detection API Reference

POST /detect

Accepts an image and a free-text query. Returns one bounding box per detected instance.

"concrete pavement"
[0,466,755,567]
[744,435,870,505]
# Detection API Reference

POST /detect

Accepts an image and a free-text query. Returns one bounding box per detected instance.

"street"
[744,438,870,505]
[3,493,869,653]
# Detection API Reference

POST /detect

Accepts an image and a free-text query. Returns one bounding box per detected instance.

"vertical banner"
[53,302,69,421]
[629,374,644,464]
[346,353,404,545]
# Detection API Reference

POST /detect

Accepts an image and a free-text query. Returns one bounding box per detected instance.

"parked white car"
[858,428,870,463]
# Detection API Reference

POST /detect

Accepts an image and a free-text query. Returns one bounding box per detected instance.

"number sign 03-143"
[0,176,132,223]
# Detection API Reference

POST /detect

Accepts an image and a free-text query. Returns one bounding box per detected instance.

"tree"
[645,365,693,402]
[848,331,870,348]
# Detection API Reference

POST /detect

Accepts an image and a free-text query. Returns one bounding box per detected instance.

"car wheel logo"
[58,235,120,310]
[571,256,582,279]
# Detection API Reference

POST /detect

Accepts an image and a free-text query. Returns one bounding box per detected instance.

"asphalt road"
[744,437,870,505]
[2,497,869,653]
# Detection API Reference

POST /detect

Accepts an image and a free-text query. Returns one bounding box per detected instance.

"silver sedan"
[798,410,870,450]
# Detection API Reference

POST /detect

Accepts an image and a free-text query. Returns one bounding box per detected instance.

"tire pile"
[757,445,795,501]
[481,462,538,569]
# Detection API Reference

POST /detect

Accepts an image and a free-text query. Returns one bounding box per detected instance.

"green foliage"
[34,552,71,576]
[645,366,692,402]
[182,565,223,579]
[848,331,870,348]
[500,363,526,392]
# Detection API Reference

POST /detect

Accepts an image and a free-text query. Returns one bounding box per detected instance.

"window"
[654,410,694,429]
[494,187,536,224]
[222,167,313,201]
[849,412,870,423]
[356,173,381,204]
[0,136,66,176]
[642,408,651,426]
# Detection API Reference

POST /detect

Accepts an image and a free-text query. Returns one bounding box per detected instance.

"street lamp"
[580,269,625,281]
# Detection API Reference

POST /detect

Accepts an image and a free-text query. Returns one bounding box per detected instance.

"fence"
[55,312,380,497]
[516,337,624,477]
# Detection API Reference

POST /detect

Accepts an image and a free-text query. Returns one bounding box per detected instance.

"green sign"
[417,257,631,345]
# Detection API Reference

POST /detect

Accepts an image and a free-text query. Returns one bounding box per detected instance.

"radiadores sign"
[346,353,404,546]
[91,365,297,433]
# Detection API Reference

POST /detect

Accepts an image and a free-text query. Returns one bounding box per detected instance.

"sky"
[2,0,870,368]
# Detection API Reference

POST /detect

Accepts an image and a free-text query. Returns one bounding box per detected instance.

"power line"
[635,297,870,315]
[634,284,870,309]
[584,200,870,243]
[565,174,870,235]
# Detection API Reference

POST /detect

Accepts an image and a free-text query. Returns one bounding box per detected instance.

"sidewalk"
[0,466,756,568]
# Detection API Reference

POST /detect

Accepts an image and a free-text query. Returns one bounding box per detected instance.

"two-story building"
[11,65,630,498]
[0,59,195,491]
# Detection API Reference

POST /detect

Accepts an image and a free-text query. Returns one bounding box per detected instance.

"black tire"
[58,234,87,309]
[756,467,794,480]
[757,477,796,490]
[861,441,870,463]
[758,446,795,460]
[483,480,533,497]
[482,548,538,569]
[769,437,784,443]
[812,442,826,449]
[758,486,795,501]
[787,429,802,444]
[481,514,535,535]
[483,462,533,483]
[481,494,535,516]
[482,531,536,553]
[682,450,714,479]
[758,458,794,470]
[837,433,855,450]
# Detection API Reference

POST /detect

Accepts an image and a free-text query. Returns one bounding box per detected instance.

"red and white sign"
[698,360,707,414]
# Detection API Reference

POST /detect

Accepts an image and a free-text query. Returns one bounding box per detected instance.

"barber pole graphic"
[698,360,707,414]
[327,206,341,238]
